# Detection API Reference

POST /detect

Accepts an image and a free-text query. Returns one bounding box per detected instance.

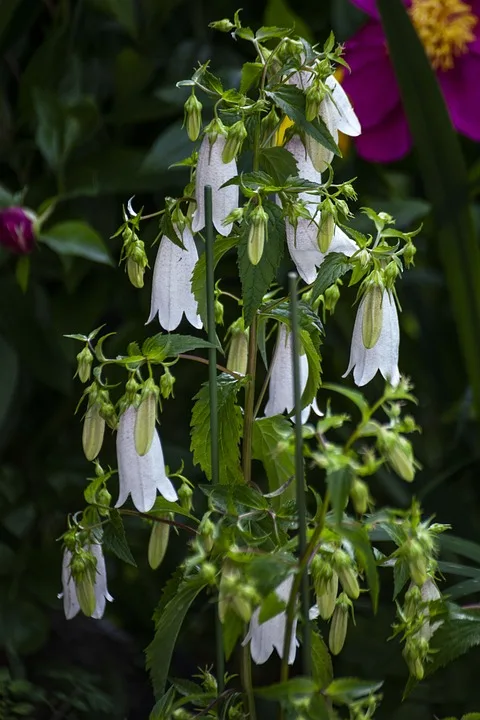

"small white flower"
[343,289,400,387]
[192,134,238,236]
[60,544,113,620]
[116,405,177,513]
[147,224,202,331]
[243,576,298,665]
[282,137,357,283]
[265,324,321,423]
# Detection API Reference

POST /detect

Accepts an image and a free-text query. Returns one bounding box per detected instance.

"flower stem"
[241,641,257,720]
[242,315,258,485]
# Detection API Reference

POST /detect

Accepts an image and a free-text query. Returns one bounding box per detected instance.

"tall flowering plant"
[59,13,471,719]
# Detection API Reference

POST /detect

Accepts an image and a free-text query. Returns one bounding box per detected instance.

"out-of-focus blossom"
[343,0,480,162]
[0,207,36,254]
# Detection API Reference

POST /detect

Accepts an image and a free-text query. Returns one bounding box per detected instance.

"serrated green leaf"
[311,631,333,690]
[300,328,322,408]
[255,25,292,40]
[325,678,383,705]
[223,609,244,661]
[252,416,296,502]
[258,591,286,624]
[259,146,298,185]
[240,62,263,94]
[151,497,196,520]
[149,687,176,720]
[142,334,215,361]
[103,509,137,566]
[393,557,410,599]
[311,253,354,302]
[424,604,480,678]
[326,467,352,526]
[238,199,285,327]
[190,374,246,483]
[146,575,207,698]
[265,86,338,156]
[161,209,185,250]
[256,677,318,701]
[192,236,237,327]
[339,522,379,612]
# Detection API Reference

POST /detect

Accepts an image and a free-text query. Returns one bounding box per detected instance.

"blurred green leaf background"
[1,0,480,718]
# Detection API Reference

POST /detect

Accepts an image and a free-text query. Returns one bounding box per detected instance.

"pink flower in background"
[0,207,36,254]
[343,0,480,162]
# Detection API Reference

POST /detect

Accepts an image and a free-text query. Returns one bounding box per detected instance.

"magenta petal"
[438,54,480,140]
[349,0,380,18]
[343,22,403,129]
[355,105,412,163]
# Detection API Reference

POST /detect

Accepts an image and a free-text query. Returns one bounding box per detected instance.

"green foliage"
[102,509,137,566]
[40,221,113,265]
[252,416,296,500]
[190,374,245,483]
[311,252,354,302]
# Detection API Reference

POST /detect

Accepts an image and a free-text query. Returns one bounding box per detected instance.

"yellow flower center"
[410,0,477,71]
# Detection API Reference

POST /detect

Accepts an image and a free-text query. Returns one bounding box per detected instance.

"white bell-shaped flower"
[282,137,357,283]
[192,130,238,236]
[116,405,177,513]
[243,576,298,665]
[60,543,113,620]
[147,224,202,331]
[343,288,400,387]
[265,324,320,424]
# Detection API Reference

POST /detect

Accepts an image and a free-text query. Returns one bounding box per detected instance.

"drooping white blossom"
[60,543,113,620]
[147,224,202,331]
[264,324,321,424]
[343,289,400,387]
[282,137,357,283]
[192,133,238,236]
[116,405,177,513]
[243,576,298,665]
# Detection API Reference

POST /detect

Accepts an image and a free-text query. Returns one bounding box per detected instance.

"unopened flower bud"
[357,248,370,268]
[71,551,97,617]
[0,207,37,254]
[361,285,383,349]
[125,376,140,400]
[178,482,193,511]
[403,637,427,680]
[324,283,341,313]
[408,539,428,587]
[148,517,170,569]
[313,558,339,621]
[380,431,415,482]
[76,346,93,383]
[329,593,350,656]
[223,207,244,226]
[97,487,112,516]
[404,583,422,618]
[384,260,400,285]
[305,82,325,122]
[247,205,269,265]
[184,92,203,142]
[206,118,227,145]
[227,323,249,376]
[200,516,215,553]
[305,134,331,173]
[350,478,370,515]
[215,299,224,325]
[127,256,145,288]
[404,242,417,267]
[82,402,105,461]
[260,107,280,147]
[222,121,247,164]
[135,379,159,456]
[209,18,235,31]
[160,367,176,399]
[333,550,360,600]
[218,560,240,623]
[318,211,335,253]
[201,562,217,584]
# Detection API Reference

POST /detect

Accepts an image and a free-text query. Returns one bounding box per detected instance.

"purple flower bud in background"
[0,207,36,254]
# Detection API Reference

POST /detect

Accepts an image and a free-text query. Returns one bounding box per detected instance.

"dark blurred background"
[1,0,480,718]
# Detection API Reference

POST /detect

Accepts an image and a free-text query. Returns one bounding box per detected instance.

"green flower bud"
[209,18,235,31]
[222,121,248,163]
[76,346,93,383]
[403,637,427,680]
[215,299,224,325]
[357,248,370,268]
[199,516,215,553]
[160,367,176,399]
[324,283,341,313]
[404,242,417,267]
[71,551,97,617]
[247,205,269,265]
[82,402,105,461]
[260,107,280,147]
[362,285,383,349]
[178,482,193,511]
[97,487,112,516]
[218,560,240,623]
[148,517,170,570]
[318,211,335,253]
[317,573,339,621]
[404,584,422,618]
[384,260,400,285]
[227,323,249,376]
[408,539,428,587]
[333,550,360,600]
[380,431,415,482]
[184,92,203,142]
[350,478,370,515]
[125,376,140,400]
[329,593,350,656]
[201,562,217,584]
[305,82,325,122]
[173,709,193,720]
[127,256,145,288]
[206,118,227,145]
[135,378,159,456]
[305,134,331,173]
